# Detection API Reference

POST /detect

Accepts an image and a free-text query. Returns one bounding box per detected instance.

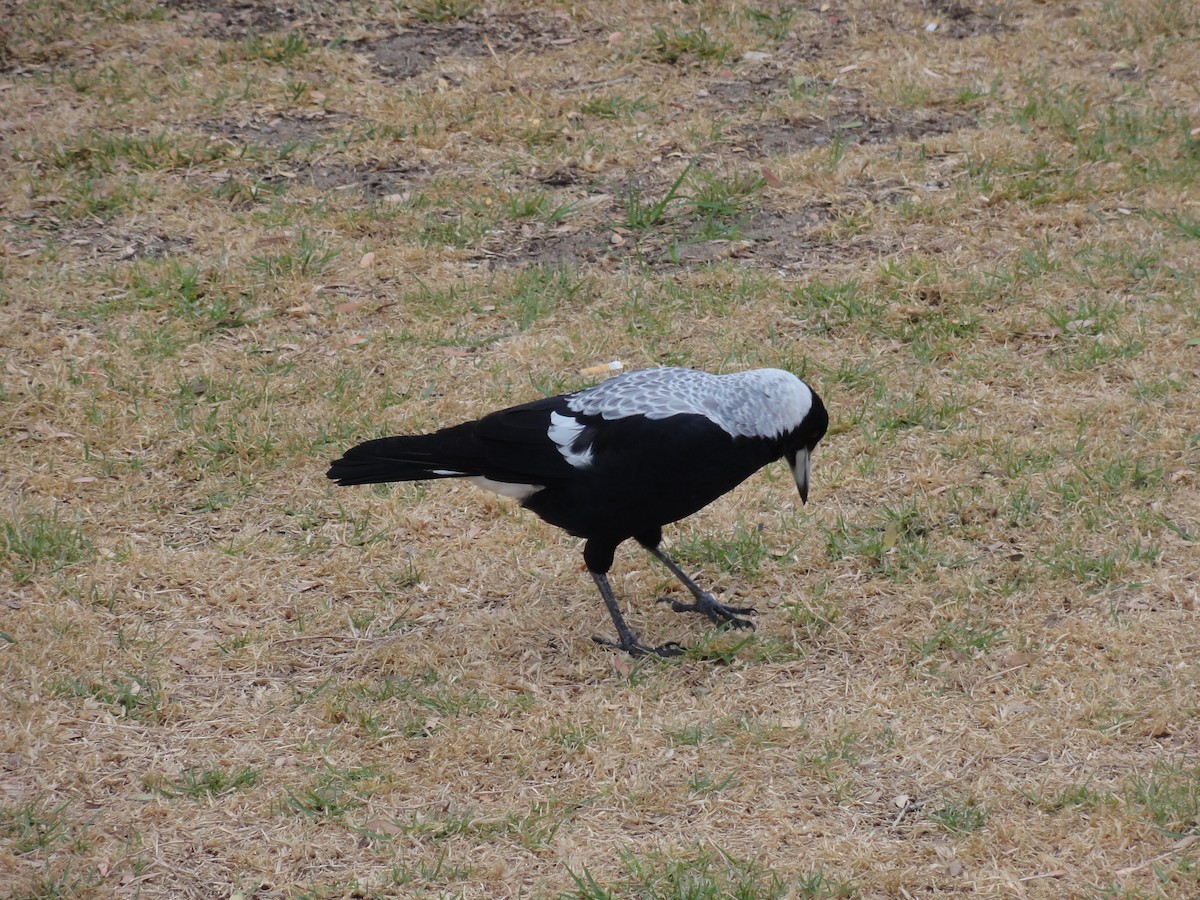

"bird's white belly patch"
[547,411,594,468]
[469,476,543,500]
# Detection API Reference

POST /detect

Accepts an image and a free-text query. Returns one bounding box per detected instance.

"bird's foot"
[592,634,684,658]
[660,594,756,629]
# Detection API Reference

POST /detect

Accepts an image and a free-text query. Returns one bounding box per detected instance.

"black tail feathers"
[327,424,481,486]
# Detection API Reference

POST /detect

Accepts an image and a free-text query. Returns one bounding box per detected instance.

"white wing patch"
[547,411,594,469]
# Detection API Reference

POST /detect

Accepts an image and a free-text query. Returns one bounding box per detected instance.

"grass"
[146,766,261,800]
[1,798,80,856]
[1127,760,1200,836]
[672,519,774,578]
[928,797,988,835]
[577,94,652,120]
[646,26,733,66]
[567,847,850,899]
[620,160,696,231]
[2,0,1199,896]
[408,0,480,23]
[2,509,94,585]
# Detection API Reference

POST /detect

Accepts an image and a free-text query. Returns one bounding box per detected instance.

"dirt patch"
[164,0,319,40]
[644,204,878,273]
[293,159,433,198]
[701,69,793,108]
[354,13,577,81]
[700,63,866,113]
[360,30,443,81]
[53,223,193,262]
[520,223,619,268]
[500,202,853,275]
[925,0,1018,39]
[200,112,350,148]
[732,205,837,266]
[740,110,975,156]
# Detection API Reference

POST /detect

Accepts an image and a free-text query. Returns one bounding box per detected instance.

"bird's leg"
[589,572,683,658]
[643,545,756,629]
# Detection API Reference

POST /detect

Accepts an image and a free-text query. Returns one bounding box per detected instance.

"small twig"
[1115,847,1190,877]
[1018,871,1066,882]
[556,75,638,94]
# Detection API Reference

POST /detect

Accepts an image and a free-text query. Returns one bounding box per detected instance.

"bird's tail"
[326,423,482,486]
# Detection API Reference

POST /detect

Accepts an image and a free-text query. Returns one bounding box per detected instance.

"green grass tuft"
[2,509,94,584]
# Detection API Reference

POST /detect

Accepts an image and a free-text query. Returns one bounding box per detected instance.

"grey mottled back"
[566,367,814,440]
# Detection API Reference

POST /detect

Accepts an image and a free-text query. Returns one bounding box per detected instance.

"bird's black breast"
[521,412,783,541]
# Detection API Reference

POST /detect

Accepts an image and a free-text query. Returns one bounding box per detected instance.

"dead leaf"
[1143,717,1174,738]
[333,301,365,315]
[363,817,405,837]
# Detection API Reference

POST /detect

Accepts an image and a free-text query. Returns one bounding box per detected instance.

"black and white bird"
[327,366,829,656]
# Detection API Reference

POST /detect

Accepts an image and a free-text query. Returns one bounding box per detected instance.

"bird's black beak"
[791,448,811,505]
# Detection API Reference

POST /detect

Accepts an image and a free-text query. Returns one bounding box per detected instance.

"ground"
[1,0,1199,897]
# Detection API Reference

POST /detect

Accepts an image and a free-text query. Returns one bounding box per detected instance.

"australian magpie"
[327,366,829,656]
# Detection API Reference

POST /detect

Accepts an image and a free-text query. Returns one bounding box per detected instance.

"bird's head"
[784,387,828,505]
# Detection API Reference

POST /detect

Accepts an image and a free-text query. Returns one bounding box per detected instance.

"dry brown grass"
[3,0,1199,896]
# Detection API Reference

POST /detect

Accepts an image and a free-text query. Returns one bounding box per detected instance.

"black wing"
[328,394,594,487]
[471,395,598,485]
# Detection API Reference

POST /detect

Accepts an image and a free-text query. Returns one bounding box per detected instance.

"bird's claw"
[592,635,685,658]
[659,595,757,629]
